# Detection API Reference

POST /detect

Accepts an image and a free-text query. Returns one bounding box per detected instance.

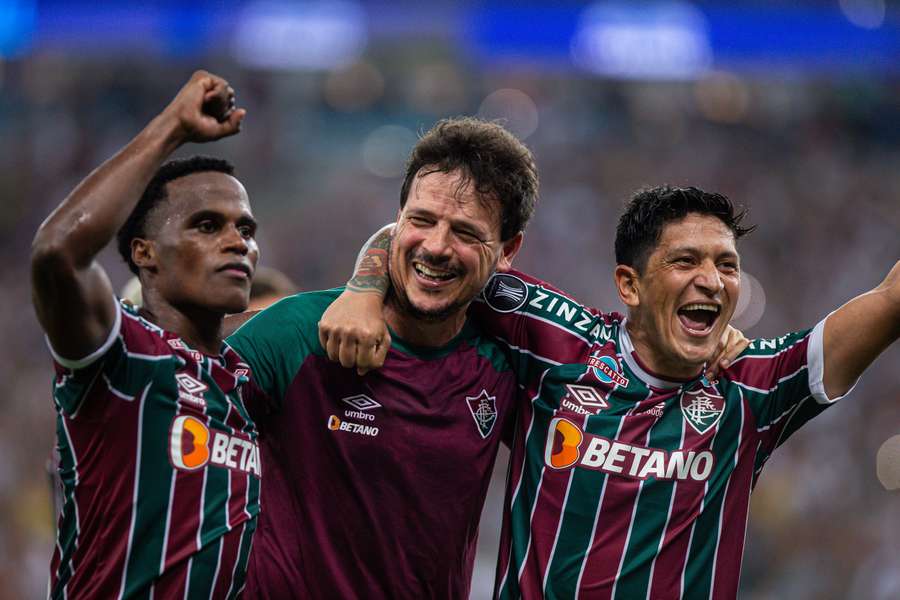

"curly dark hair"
[116,156,236,274]
[615,185,756,273]
[400,117,538,241]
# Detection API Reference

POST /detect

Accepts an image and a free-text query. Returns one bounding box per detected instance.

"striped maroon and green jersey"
[48,300,260,600]
[226,288,518,599]
[473,271,849,600]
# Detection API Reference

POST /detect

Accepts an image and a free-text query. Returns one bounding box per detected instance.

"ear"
[614,264,641,308]
[131,238,157,273]
[496,232,524,272]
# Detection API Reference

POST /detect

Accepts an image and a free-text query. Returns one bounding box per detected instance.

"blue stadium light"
[231,0,368,71]
[570,1,712,80]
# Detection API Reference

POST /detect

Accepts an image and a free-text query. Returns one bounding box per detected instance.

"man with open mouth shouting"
[321,185,899,599]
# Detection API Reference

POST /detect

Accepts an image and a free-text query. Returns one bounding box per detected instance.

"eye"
[455,229,482,244]
[408,215,431,226]
[718,261,739,274]
[238,224,255,239]
[197,220,217,234]
[674,256,695,266]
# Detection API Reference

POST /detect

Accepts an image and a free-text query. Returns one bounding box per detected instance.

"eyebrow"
[668,246,739,260]
[188,210,258,230]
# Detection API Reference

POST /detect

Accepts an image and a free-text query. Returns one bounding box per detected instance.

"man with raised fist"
[32,71,260,599]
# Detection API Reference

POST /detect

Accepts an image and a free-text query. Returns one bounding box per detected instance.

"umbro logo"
[175,373,208,408]
[342,394,381,411]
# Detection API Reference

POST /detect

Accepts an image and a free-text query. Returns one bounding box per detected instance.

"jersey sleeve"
[728,319,854,454]
[49,300,168,417]
[226,291,334,410]
[470,270,607,386]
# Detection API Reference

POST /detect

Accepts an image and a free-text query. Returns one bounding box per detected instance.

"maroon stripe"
[212,522,245,600]
[228,471,249,528]
[162,469,204,571]
[710,403,756,599]
[152,556,189,599]
[515,474,569,597]
[728,336,809,390]
[59,391,140,598]
[489,310,592,365]
[495,398,533,593]
[577,407,656,598]
[647,423,710,599]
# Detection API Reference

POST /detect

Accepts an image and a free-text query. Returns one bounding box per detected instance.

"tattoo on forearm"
[347,229,391,295]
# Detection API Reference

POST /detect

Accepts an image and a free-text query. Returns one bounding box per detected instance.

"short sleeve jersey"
[49,300,260,600]
[226,289,518,600]
[472,271,846,600]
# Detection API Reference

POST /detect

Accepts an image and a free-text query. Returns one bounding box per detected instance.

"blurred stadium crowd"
[3,5,900,598]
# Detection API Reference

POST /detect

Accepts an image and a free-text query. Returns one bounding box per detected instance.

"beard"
[386,286,469,323]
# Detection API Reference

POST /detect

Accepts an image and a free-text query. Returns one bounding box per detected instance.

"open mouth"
[677,302,720,335]
[413,261,457,284]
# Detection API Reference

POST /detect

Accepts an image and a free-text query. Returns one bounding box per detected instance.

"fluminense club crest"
[680,385,725,435]
[466,390,498,439]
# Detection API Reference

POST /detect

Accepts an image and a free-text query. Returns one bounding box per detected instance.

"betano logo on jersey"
[328,415,380,437]
[169,415,261,477]
[544,417,715,482]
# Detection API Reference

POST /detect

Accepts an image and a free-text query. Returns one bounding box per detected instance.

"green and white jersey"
[472,271,850,600]
[49,300,259,599]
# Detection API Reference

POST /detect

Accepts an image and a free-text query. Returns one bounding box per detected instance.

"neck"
[625,319,704,381]
[383,296,467,348]
[140,291,225,356]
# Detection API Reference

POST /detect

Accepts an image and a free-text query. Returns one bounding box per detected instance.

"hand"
[161,70,246,144]
[705,324,749,381]
[318,290,391,375]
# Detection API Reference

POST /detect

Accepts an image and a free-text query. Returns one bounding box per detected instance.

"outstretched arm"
[318,224,393,374]
[31,70,245,361]
[821,260,900,398]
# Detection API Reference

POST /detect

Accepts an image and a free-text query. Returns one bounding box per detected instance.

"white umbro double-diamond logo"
[342,394,381,411]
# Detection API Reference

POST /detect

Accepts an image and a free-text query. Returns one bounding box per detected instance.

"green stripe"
[186,537,223,600]
[51,417,78,598]
[542,371,631,599]
[612,407,685,599]
[498,400,555,600]
[227,520,258,599]
[122,386,177,598]
[681,394,743,599]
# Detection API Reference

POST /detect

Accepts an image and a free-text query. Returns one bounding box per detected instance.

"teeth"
[681,303,719,313]
[414,263,453,280]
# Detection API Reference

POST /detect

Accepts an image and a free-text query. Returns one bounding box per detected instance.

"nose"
[419,222,454,260]
[694,259,724,295]
[222,224,249,256]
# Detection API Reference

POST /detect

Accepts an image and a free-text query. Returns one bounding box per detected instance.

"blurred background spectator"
[4,1,899,598]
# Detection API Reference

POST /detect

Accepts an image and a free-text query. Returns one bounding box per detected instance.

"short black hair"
[400,117,538,241]
[615,185,756,273]
[116,156,236,275]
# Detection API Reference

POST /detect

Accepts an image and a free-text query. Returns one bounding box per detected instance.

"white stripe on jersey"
[117,382,152,600]
[57,416,82,598]
[707,388,745,600]
[732,364,807,395]
[639,413,686,600]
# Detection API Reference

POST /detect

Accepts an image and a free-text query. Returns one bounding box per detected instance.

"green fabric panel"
[227,289,339,405]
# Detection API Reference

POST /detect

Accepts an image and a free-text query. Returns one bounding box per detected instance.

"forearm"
[32,114,182,267]
[347,223,393,295]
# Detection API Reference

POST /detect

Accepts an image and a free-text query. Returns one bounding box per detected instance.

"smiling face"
[136,171,259,315]
[389,168,521,327]
[618,213,740,377]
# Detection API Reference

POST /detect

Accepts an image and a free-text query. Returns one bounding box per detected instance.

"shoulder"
[235,288,342,335]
